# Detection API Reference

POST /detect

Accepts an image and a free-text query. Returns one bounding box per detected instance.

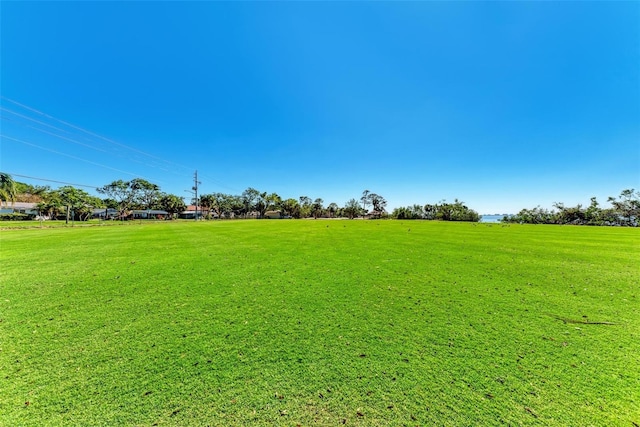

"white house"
[0,202,38,216]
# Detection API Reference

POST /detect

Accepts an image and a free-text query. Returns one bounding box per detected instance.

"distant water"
[480,214,506,223]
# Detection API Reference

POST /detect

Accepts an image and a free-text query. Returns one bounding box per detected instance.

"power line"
[2,173,100,189]
[1,134,158,181]
[29,126,110,153]
[1,106,77,137]
[1,97,236,192]
[1,105,182,175]
[27,125,180,174]
[1,96,195,173]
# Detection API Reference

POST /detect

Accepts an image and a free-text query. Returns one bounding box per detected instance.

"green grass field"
[1,220,638,426]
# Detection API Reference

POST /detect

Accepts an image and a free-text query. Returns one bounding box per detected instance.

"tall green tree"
[281,198,300,218]
[51,186,102,224]
[97,179,162,218]
[14,182,50,203]
[241,188,260,218]
[0,172,17,207]
[608,189,639,226]
[228,194,245,218]
[199,194,215,218]
[420,199,480,222]
[299,196,312,218]
[36,193,64,219]
[267,192,282,217]
[327,202,339,218]
[157,194,186,218]
[368,193,387,215]
[584,197,602,225]
[312,198,324,219]
[391,204,424,219]
[343,198,361,219]
[97,180,133,218]
[199,193,230,219]
[360,190,370,217]
[130,178,160,209]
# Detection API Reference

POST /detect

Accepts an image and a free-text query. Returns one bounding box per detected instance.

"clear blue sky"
[1,1,638,214]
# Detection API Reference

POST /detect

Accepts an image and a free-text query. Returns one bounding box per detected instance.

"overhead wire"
[1,96,196,174]
[1,97,237,193]
[1,106,79,137]
[1,134,159,182]
[3,172,100,189]
[1,106,182,175]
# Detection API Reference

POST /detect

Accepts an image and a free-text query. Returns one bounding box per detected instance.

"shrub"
[0,213,32,221]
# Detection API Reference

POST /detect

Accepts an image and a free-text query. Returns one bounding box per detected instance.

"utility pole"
[193,170,201,221]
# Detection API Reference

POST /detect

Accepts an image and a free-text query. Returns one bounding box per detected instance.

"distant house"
[264,210,282,219]
[92,208,118,220]
[131,209,171,220]
[179,205,206,219]
[367,210,385,219]
[0,202,38,217]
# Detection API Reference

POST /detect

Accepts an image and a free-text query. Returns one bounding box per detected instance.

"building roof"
[132,209,169,215]
[2,202,38,209]
[185,205,205,211]
[92,208,118,214]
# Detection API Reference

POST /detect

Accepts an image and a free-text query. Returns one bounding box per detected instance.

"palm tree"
[0,172,17,207]
[312,198,324,219]
[327,202,339,218]
[360,190,371,218]
[199,194,215,219]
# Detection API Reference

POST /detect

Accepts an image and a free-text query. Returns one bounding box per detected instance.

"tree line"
[196,188,389,220]
[0,174,390,221]
[389,190,639,226]
[390,199,480,222]
[0,176,188,223]
[1,173,638,226]
[501,189,639,227]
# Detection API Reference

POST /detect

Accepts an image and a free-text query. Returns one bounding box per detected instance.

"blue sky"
[1,1,638,214]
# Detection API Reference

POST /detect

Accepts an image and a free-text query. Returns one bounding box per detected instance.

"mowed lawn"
[1,220,638,426]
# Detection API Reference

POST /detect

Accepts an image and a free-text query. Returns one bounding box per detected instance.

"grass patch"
[1,220,638,425]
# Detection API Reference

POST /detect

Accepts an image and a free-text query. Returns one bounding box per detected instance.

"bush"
[0,213,33,221]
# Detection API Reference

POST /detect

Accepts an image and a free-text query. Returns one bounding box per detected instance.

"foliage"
[368,193,387,214]
[48,186,103,223]
[256,192,281,219]
[504,189,639,227]
[200,193,233,219]
[157,194,186,218]
[608,189,640,226]
[13,182,50,203]
[392,200,480,222]
[311,198,324,219]
[198,193,215,218]
[6,174,637,228]
[281,198,301,219]
[343,198,362,219]
[391,204,424,219]
[0,213,32,221]
[0,172,17,207]
[360,189,370,215]
[327,202,339,218]
[96,180,133,217]
[356,190,388,218]
[299,196,312,218]
[241,187,260,218]
[97,179,161,218]
[130,178,161,209]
